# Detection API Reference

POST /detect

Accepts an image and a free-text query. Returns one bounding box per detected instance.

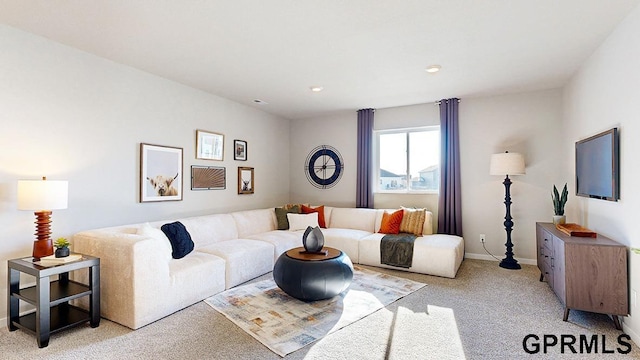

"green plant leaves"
[552,183,568,216]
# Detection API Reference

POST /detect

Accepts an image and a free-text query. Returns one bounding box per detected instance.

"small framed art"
[140,143,183,202]
[196,130,224,161]
[234,139,247,161]
[238,167,254,194]
[191,166,226,190]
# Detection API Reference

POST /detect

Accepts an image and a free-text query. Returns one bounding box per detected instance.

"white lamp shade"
[490,152,525,176]
[17,179,68,211]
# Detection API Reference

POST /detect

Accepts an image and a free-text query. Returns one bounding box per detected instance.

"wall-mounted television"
[575,128,619,201]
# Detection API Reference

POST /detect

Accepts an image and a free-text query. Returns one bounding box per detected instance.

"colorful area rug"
[204,266,426,357]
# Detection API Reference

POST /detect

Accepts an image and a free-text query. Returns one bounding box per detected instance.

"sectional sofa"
[72,206,464,329]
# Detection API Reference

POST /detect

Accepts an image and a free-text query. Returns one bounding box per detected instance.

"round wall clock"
[305,145,344,189]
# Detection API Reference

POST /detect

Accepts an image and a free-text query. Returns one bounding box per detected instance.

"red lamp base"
[33,239,54,259]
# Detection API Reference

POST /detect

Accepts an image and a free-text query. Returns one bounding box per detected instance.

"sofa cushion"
[275,205,300,230]
[161,221,195,259]
[283,203,306,210]
[301,205,327,228]
[167,252,226,309]
[246,230,303,260]
[399,207,426,236]
[328,208,378,232]
[378,210,404,234]
[231,209,277,238]
[358,233,464,278]
[287,213,319,231]
[198,239,275,289]
[374,209,434,236]
[180,214,238,248]
[321,228,372,263]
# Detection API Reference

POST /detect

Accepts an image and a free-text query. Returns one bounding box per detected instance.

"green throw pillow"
[275,205,300,230]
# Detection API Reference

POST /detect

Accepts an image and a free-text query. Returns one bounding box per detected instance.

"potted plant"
[552,183,568,225]
[54,237,70,258]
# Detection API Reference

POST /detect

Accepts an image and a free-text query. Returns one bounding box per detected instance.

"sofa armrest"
[72,230,172,329]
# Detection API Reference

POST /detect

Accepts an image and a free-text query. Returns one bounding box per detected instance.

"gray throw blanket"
[380,233,417,268]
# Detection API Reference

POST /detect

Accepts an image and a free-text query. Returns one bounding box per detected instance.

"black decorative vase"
[55,247,70,258]
[302,226,325,253]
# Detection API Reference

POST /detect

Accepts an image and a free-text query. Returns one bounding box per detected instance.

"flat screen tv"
[575,128,619,201]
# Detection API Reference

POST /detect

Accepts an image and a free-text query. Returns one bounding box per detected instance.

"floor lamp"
[490,151,525,270]
[17,177,68,259]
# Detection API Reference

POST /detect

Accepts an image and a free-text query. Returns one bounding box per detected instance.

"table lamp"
[17,177,68,259]
[490,151,525,270]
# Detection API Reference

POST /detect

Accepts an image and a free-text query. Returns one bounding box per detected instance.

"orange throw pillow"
[301,205,327,228]
[379,209,404,234]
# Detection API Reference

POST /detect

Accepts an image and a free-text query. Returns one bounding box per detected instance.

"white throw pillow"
[287,213,319,231]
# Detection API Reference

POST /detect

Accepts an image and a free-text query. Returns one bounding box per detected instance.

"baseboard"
[623,320,640,348]
[465,252,537,265]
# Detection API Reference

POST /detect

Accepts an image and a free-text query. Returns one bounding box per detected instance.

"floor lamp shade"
[489,152,525,176]
[17,177,68,259]
[490,152,525,270]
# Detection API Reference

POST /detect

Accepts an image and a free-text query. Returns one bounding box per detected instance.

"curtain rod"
[434,99,461,105]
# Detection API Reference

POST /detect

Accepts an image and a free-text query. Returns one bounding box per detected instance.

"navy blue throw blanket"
[161,221,194,259]
[380,233,417,268]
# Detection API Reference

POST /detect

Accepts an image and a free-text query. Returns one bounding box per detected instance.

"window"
[376,127,440,193]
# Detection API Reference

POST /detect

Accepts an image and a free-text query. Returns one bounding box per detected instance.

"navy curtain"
[356,108,374,208]
[437,99,463,236]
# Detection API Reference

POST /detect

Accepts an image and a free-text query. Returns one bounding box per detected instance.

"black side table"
[7,253,100,348]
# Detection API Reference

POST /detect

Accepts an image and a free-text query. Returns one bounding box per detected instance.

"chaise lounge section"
[72,206,464,329]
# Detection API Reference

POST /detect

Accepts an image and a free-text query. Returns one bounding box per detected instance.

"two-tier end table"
[7,253,100,348]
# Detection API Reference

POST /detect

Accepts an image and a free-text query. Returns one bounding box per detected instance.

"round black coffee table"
[273,246,353,301]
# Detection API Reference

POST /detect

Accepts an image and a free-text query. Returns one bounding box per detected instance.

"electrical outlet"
[480,234,486,243]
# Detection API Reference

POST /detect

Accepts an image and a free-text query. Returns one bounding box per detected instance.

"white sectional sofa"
[72,206,464,329]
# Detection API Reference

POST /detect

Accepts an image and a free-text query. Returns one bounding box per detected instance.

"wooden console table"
[536,222,627,329]
[7,254,100,347]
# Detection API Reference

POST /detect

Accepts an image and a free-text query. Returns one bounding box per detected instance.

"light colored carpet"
[204,266,426,356]
[1,259,638,359]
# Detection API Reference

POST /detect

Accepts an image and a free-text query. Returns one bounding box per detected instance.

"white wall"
[461,89,564,263]
[0,25,290,320]
[291,93,563,259]
[289,112,358,207]
[289,104,442,219]
[562,3,640,343]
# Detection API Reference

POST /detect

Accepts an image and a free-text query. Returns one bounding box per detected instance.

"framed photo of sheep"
[238,167,254,194]
[140,143,183,202]
[196,129,224,161]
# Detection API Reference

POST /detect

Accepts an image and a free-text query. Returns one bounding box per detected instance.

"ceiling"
[1,1,638,120]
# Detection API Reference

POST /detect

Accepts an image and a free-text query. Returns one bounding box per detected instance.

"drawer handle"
[544,238,548,242]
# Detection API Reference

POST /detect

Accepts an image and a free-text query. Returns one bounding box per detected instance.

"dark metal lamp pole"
[499,175,521,269]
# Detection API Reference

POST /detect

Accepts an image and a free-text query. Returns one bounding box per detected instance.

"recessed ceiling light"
[253,99,268,105]
[310,86,324,92]
[425,65,441,73]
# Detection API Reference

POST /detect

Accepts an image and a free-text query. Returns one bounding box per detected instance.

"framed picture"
[191,166,226,190]
[140,143,183,202]
[234,139,247,161]
[238,167,254,194]
[196,130,224,161]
